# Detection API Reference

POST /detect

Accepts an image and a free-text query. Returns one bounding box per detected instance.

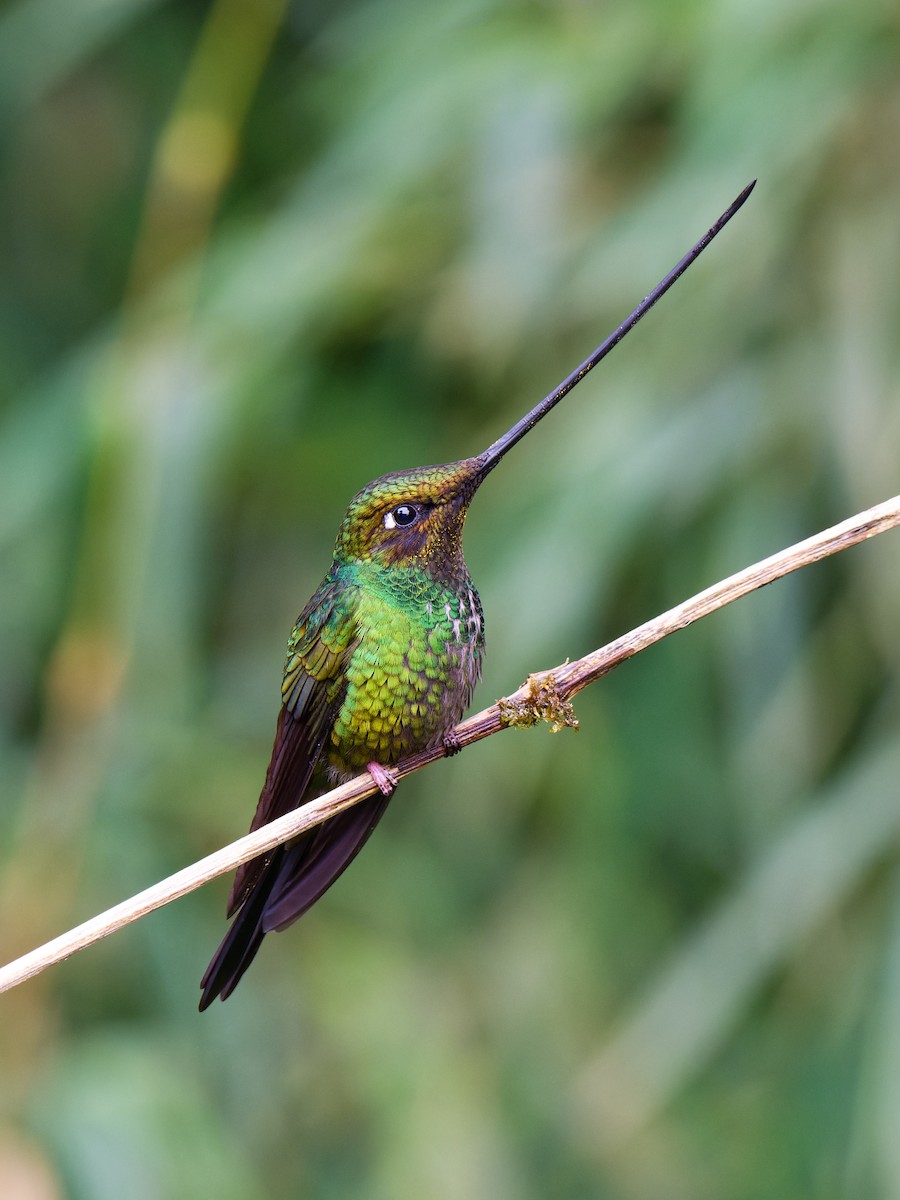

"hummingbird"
[199,181,755,1009]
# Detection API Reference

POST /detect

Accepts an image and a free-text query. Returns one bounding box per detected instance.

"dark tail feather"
[199,793,392,1008]
[199,851,281,1011]
[263,792,393,931]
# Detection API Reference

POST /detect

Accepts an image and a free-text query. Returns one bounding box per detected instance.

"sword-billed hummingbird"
[199,182,755,1008]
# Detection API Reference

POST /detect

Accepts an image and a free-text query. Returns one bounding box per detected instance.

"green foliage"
[1,0,899,1195]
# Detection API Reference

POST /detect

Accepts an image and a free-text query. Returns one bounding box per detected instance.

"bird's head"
[334,457,489,582]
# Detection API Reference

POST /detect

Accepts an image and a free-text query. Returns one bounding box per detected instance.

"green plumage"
[282,458,486,775]
[284,559,484,777]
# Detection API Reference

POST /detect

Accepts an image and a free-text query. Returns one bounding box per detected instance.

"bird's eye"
[383,504,418,530]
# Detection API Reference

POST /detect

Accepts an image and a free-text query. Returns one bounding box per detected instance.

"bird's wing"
[226,575,359,916]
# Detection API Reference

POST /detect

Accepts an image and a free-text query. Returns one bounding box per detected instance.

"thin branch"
[1,493,898,997]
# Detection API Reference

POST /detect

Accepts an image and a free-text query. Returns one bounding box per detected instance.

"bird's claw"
[367,762,399,797]
[442,729,463,757]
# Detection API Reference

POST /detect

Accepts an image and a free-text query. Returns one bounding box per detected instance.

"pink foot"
[367,761,398,797]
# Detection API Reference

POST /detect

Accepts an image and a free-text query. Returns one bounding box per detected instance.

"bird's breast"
[328,581,484,776]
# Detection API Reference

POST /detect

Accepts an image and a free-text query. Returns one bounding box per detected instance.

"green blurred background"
[2,0,899,1196]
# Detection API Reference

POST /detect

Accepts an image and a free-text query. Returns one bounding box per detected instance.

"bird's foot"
[441,729,463,757]
[367,761,398,797]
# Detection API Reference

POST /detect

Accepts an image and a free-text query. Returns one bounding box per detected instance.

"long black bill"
[473,180,756,480]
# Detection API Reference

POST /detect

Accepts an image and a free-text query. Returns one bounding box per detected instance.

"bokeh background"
[2,0,899,1197]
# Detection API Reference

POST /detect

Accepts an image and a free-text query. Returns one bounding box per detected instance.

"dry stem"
[1,493,898,996]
